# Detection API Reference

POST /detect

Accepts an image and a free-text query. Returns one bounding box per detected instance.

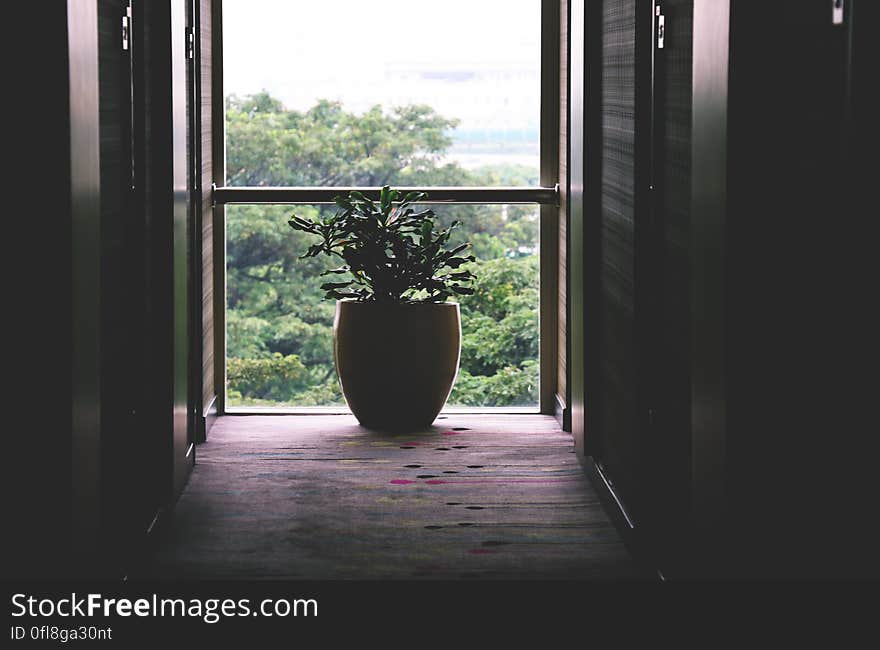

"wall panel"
[652,0,693,570]
[200,0,216,424]
[597,0,639,513]
[557,0,568,412]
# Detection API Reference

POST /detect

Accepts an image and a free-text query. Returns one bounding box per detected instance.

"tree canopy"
[225,92,540,408]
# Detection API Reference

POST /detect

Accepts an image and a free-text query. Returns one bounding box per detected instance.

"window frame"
[212,0,561,415]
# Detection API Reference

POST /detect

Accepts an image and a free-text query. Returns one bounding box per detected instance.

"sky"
[222,0,541,133]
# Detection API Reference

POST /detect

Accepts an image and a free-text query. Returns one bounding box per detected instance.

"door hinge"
[121,6,132,51]
[186,27,195,60]
[832,0,845,25]
[656,4,665,49]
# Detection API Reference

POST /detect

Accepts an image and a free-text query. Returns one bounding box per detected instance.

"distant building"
[383,61,539,141]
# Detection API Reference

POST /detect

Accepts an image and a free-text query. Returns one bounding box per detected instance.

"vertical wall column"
[580,0,694,575]
[552,0,568,424]
[200,0,217,434]
[68,0,103,567]
[540,0,562,418]
[689,0,728,541]
[568,1,585,451]
[211,0,226,416]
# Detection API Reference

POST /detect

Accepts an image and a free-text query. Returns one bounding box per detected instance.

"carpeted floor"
[147,414,646,580]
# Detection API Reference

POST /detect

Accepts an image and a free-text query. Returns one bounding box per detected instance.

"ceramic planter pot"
[333,300,461,431]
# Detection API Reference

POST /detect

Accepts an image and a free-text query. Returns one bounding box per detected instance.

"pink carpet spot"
[468,549,496,555]
[440,430,462,436]
[389,479,415,485]
[424,480,448,485]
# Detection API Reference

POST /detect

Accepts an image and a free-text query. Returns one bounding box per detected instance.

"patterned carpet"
[147,414,645,580]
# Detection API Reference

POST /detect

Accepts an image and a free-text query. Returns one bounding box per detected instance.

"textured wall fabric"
[201,0,215,415]
[598,0,638,515]
[655,0,694,541]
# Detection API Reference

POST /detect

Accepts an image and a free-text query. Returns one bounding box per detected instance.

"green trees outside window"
[225,92,540,408]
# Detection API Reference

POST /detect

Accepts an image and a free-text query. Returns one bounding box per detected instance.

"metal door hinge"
[656,4,665,49]
[121,7,132,51]
[832,0,844,25]
[186,27,195,59]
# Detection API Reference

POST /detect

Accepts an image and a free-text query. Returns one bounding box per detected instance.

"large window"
[217,0,557,412]
[222,0,540,186]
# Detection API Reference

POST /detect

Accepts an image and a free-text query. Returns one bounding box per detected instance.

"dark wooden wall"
[720,0,877,580]
[9,0,198,579]
[200,0,217,429]
[557,0,569,414]
[66,0,104,575]
[595,0,641,519]
[7,1,77,579]
[586,0,696,576]
[567,0,584,451]
[97,0,162,576]
[576,0,877,580]
[650,0,693,575]
[93,0,196,576]
[156,0,195,503]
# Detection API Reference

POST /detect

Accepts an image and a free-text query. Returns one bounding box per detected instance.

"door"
[580,0,678,565]
[138,0,194,504]
[170,0,195,499]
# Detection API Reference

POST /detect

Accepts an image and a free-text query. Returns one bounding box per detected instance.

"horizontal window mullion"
[213,186,559,206]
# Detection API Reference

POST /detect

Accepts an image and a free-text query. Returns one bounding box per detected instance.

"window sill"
[223,405,540,416]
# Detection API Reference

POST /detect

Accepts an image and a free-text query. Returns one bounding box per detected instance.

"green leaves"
[288,186,477,303]
[420,219,434,245]
[319,281,353,290]
[320,266,351,275]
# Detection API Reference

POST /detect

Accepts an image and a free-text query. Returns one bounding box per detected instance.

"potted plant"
[288,186,476,431]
